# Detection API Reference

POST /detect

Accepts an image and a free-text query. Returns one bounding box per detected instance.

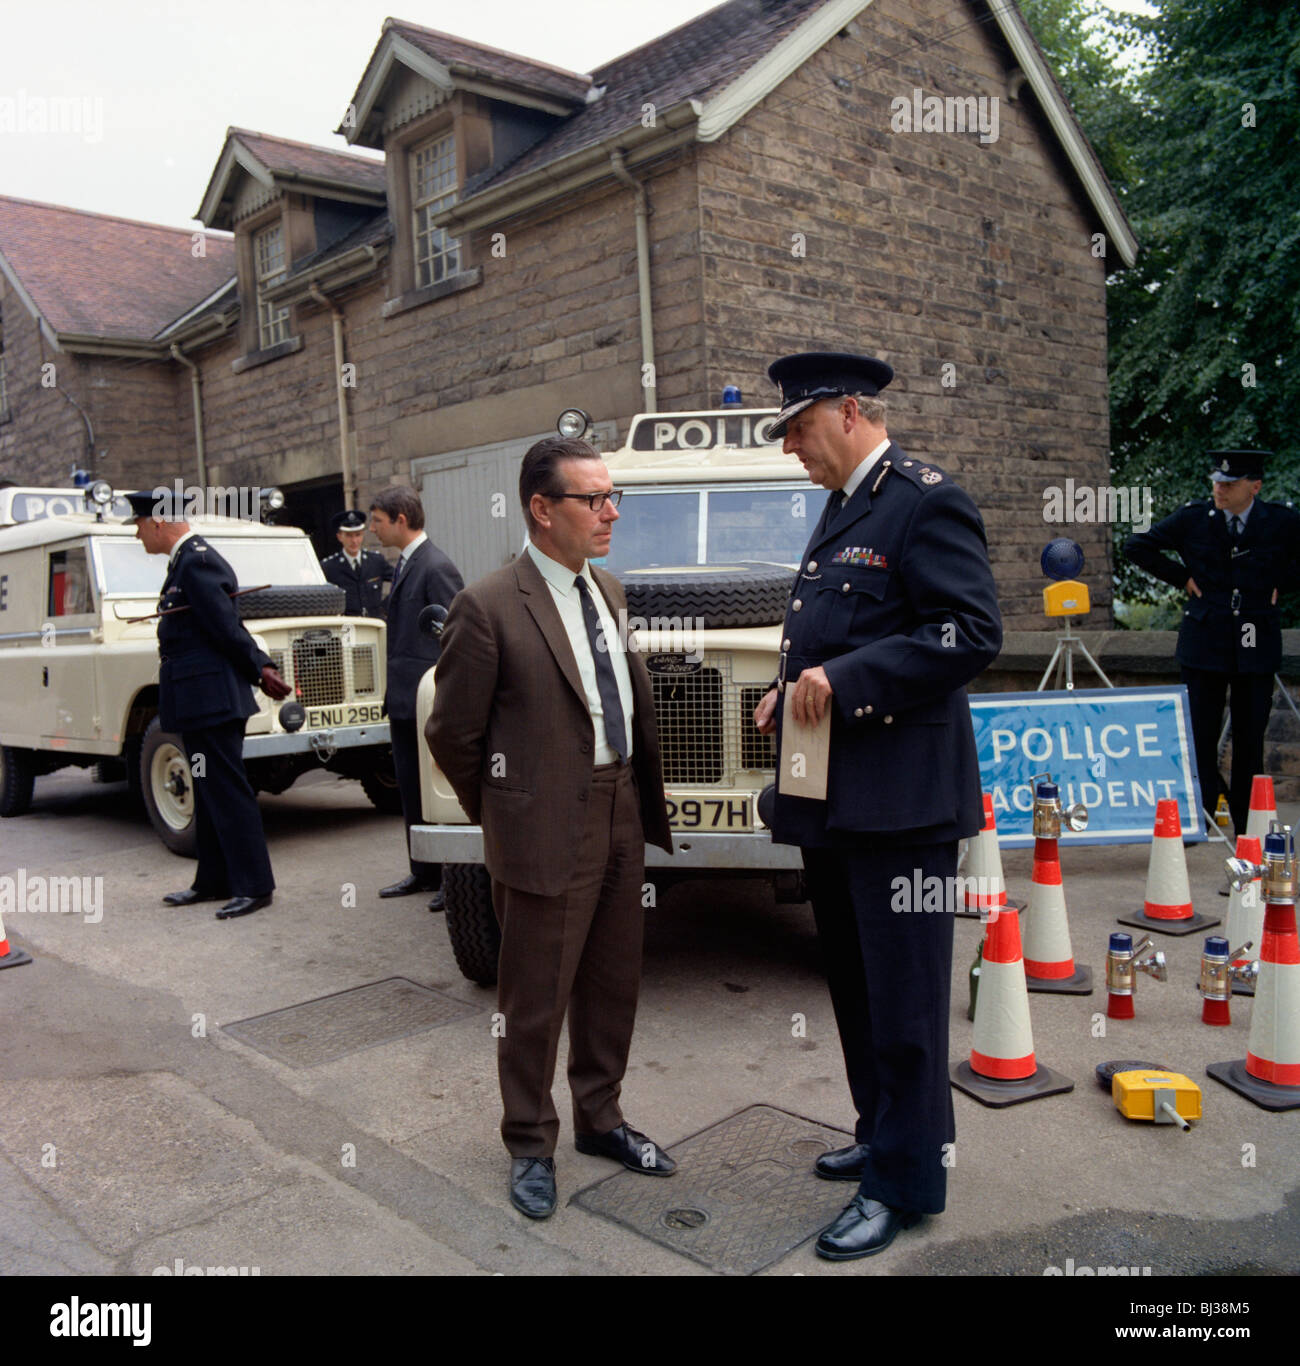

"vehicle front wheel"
[443,863,501,986]
[140,718,198,857]
[0,746,36,817]
[360,762,403,814]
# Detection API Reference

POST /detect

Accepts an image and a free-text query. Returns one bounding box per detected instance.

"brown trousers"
[492,763,646,1157]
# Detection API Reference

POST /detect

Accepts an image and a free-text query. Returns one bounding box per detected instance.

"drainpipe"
[169,344,207,487]
[608,149,657,414]
[310,284,355,510]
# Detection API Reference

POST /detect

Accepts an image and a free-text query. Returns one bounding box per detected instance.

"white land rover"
[0,485,399,854]
[413,407,827,985]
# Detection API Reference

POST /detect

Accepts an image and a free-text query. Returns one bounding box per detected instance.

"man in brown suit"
[426,436,676,1218]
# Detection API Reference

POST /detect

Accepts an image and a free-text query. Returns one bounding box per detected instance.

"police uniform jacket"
[772,444,1003,847]
[1125,500,1300,675]
[321,547,391,617]
[156,536,272,733]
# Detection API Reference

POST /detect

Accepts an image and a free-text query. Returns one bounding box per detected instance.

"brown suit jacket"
[425,552,672,896]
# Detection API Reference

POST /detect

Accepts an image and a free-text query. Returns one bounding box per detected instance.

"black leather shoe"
[162,888,225,907]
[814,1142,871,1181]
[509,1156,557,1219]
[379,874,433,898]
[426,889,446,913]
[575,1122,676,1175]
[815,1195,921,1260]
[215,894,272,920]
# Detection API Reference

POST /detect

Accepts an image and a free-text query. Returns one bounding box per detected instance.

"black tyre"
[237,585,346,620]
[618,562,794,629]
[443,863,500,986]
[360,762,403,814]
[93,758,127,784]
[139,718,198,857]
[0,746,36,817]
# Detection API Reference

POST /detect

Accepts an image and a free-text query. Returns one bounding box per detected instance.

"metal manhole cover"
[221,977,480,1068]
[572,1104,853,1275]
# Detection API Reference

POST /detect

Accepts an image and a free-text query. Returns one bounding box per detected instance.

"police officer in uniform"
[126,488,292,919]
[320,509,392,617]
[753,353,1002,1260]
[1125,449,1300,834]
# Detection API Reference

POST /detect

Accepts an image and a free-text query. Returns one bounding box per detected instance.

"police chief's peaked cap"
[121,487,188,523]
[1208,449,1272,483]
[767,351,894,439]
[331,509,369,533]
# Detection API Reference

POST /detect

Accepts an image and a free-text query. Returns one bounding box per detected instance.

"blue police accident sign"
[968,687,1204,847]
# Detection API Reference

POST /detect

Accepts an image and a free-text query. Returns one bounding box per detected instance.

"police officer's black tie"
[574,575,628,761]
[1230,515,1243,541]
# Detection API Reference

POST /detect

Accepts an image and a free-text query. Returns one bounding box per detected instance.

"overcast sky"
[1,0,1153,232]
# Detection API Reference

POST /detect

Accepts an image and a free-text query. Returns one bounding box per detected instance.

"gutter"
[309,284,357,510]
[169,344,208,487]
[608,150,657,415]
[266,242,384,307]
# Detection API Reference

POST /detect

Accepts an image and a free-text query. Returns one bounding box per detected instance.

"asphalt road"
[1,766,1297,1301]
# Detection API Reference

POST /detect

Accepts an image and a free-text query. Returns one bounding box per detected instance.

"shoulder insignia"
[920,468,942,485]
[192,540,208,552]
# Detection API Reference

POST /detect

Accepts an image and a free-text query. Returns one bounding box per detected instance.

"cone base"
[1025,962,1093,996]
[1206,1058,1300,1112]
[0,946,32,970]
[1116,909,1221,937]
[955,894,1026,923]
[949,1058,1074,1108]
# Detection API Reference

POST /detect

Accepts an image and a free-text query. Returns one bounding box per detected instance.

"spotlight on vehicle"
[557,408,592,440]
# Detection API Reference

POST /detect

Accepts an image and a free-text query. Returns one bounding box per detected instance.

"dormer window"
[254,222,291,349]
[412,133,460,287]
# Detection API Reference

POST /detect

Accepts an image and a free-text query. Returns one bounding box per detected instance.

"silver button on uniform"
[792,600,802,611]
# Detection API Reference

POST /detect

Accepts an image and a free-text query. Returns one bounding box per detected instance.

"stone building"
[0,0,1133,623]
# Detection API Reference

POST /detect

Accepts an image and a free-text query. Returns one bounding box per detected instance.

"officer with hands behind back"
[753,352,1002,1261]
[1125,449,1300,835]
[126,488,292,920]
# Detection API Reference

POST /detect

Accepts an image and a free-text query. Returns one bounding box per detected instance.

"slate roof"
[465,0,827,194]
[0,197,235,342]
[224,128,388,193]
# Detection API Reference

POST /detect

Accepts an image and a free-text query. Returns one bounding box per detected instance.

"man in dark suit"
[1125,449,1300,834]
[427,437,676,1220]
[320,509,392,617]
[127,488,292,920]
[369,486,464,911]
[753,352,1002,1260]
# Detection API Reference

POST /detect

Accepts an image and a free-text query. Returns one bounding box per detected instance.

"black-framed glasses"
[548,490,623,511]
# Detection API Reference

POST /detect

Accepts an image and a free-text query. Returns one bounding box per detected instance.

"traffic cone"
[957,794,1026,922]
[1244,776,1277,847]
[1021,834,1092,994]
[1224,836,1263,996]
[0,907,32,970]
[950,905,1073,1107]
[1207,892,1300,1111]
[1119,799,1219,937]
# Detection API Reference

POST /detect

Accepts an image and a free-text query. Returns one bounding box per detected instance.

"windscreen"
[95,537,325,594]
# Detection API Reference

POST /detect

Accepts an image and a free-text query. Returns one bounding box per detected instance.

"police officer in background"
[321,509,392,617]
[753,352,1002,1261]
[1125,449,1300,835]
[126,488,292,919]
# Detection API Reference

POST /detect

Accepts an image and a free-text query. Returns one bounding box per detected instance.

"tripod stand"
[1037,617,1114,691]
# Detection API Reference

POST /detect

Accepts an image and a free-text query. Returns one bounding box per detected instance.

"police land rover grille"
[268,635,379,706]
[649,653,774,785]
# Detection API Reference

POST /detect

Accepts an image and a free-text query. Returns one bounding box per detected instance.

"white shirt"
[840,437,893,506]
[396,531,427,579]
[527,542,635,764]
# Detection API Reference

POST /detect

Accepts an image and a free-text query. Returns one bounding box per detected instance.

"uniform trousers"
[491,762,644,1156]
[1181,666,1275,833]
[389,716,441,888]
[803,839,957,1214]
[182,719,274,898]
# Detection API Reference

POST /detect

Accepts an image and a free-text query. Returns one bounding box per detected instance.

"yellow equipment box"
[1111,1070,1202,1126]
[1043,579,1091,617]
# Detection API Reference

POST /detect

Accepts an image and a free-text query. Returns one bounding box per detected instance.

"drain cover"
[222,977,480,1068]
[572,1104,853,1275]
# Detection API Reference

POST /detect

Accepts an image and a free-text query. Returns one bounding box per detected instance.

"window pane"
[705,489,826,565]
[599,492,700,572]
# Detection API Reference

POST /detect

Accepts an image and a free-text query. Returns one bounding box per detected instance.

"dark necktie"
[391,552,406,588]
[574,575,628,761]
[1229,515,1243,540]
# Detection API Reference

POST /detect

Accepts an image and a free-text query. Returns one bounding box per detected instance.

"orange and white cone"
[1022,835,1092,994]
[1119,799,1219,937]
[0,907,32,970]
[958,794,1026,922]
[1208,892,1300,1111]
[1244,776,1277,847]
[950,905,1073,1106]
[1224,835,1264,996]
